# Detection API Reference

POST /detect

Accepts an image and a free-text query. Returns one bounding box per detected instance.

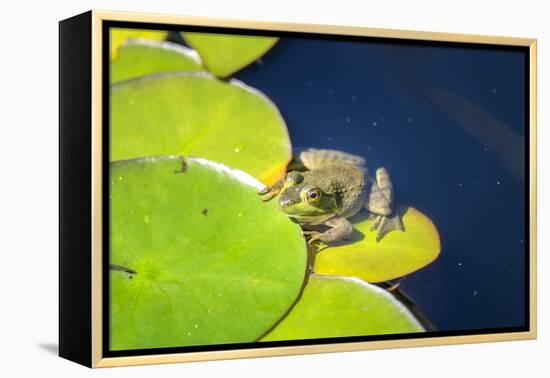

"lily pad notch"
[183,32,279,77]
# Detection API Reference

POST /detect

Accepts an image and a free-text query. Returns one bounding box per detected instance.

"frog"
[258,148,404,244]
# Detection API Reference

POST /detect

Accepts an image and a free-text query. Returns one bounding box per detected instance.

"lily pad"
[110,72,291,185]
[110,156,307,350]
[183,32,278,77]
[262,274,424,341]
[314,206,440,283]
[110,40,203,84]
[110,28,168,61]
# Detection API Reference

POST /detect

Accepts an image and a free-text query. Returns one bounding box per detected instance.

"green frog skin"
[258,148,404,244]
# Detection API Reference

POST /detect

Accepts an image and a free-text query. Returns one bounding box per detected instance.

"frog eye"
[305,188,321,204]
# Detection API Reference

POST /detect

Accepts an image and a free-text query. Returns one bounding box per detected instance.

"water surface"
[233,36,527,332]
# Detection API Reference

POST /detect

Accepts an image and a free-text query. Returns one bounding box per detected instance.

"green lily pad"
[110,28,168,61]
[110,156,307,350]
[314,206,440,283]
[110,40,203,84]
[110,72,291,185]
[183,32,278,77]
[262,274,424,341]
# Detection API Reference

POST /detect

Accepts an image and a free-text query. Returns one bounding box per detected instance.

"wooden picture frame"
[59,10,537,368]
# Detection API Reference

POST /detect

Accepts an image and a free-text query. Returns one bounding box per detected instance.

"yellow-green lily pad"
[110,28,168,61]
[262,274,424,341]
[110,40,203,84]
[110,156,307,350]
[110,72,291,185]
[183,32,278,77]
[314,206,440,283]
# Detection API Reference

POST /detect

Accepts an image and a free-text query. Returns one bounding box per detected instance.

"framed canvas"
[59,10,537,368]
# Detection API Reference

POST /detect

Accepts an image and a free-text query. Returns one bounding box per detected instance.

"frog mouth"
[287,213,334,224]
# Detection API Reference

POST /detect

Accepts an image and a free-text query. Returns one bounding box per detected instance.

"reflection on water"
[426,88,524,181]
[233,36,527,332]
[385,47,525,181]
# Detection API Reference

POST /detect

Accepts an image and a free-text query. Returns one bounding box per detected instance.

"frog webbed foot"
[257,177,285,201]
[257,184,280,201]
[369,213,405,242]
[366,167,405,242]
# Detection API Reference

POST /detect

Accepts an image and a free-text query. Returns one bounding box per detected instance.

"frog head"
[278,172,339,223]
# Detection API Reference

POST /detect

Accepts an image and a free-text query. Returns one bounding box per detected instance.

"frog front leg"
[303,216,353,245]
[366,167,404,242]
[257,176,285,201]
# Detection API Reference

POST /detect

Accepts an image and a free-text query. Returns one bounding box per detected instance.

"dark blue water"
[233,37,527,332]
